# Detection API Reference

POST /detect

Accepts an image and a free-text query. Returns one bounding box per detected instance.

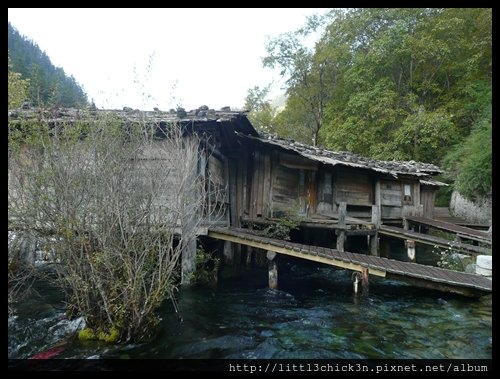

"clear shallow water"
[8,257,492,359]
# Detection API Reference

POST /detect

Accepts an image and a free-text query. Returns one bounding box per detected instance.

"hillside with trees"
[247,8,491,201]
[8,22,88,108]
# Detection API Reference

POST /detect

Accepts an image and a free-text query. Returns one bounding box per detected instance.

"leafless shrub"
[8,113,225,342]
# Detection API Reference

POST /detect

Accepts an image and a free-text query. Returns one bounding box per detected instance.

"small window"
[403,184,412,204]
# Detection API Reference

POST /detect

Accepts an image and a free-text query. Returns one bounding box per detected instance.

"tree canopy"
[8,23,88,108]
[8,60,29,109]
[259,8,491,199]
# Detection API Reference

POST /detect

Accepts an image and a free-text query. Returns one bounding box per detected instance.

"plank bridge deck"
[379,225,490,255]
[405,216,491,244]
[208,227,492,296]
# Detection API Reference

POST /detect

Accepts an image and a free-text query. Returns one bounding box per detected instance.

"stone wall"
[449,190,492,225]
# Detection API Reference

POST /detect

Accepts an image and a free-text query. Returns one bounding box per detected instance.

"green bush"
[262,217,301,241]
[193,247,220,286]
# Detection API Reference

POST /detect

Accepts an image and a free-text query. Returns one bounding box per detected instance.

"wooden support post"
[371,204,381,228]
[337,202,347,252]
[267,251,278,290]
[403,217,409,230]
[181,239,197,285]
[405,239,416,262]
[338,201,346,227]
[361,267,369,296]
[336,230,346,252]
[370,205,380,256]
[223,240,233,264]
[353,268,369,296]
[353,272,360,294]
[369,233,379,256]
[246,247,253,265]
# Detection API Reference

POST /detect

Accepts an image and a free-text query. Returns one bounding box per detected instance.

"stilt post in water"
[361,267,369,296]
[267,251,278,289]
[337,202,347,252]
[405,239,416,262]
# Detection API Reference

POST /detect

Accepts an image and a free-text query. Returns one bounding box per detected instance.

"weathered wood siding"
[271,162,299,217]
[305,171,317,215]
[237,146,436,222]
[206,154,229,220]
[134,138,230,223]
[249,150,272,218]
[135,140,185,214]
[380,179,422,219]
[334,168,372,206]
[420,186,436,219]
[317,171,334,213]
[380,180,402,218]
[208,155,225,193]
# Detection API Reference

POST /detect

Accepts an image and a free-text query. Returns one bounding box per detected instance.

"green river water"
[8,252,492,360]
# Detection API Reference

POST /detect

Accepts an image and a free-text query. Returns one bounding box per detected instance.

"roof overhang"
[236,132,442,179]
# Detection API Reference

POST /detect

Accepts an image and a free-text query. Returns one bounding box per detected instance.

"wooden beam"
[207,230,386,277]
[345,229,377,236]
[241,217,374,232]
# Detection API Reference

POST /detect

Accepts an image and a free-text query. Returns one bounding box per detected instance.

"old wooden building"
[227,132,445,225]
[9,106,445,225]
[9,106,449,280]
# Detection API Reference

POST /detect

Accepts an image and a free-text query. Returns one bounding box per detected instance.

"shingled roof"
[8,106,258,146]
[236,131,443,179]
[8,106,445,181]
[9,106,255,129]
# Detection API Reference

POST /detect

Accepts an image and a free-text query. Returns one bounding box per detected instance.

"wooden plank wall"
[228,159,239,227]
[380,179,422,219]
[236,148,247,222]
[249,150,272,218]
[135,140,184,218]
[208,155,225,190]
[420,187,436,219]
[239,148,433,222]
[206,154,228,221]
[271,160,299,216]
[380,180,402,206]
[334,168,372,206]
[316,171,333,214]
[380,180,402,218]
[306,171,317,215]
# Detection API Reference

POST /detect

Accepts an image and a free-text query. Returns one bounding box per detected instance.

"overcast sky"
[8,8,328,111]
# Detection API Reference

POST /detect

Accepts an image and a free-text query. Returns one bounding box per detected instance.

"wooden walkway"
[379,225,490,255]
[208,227,492,296]
[433,207,490,230]
[405,216,491,244]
